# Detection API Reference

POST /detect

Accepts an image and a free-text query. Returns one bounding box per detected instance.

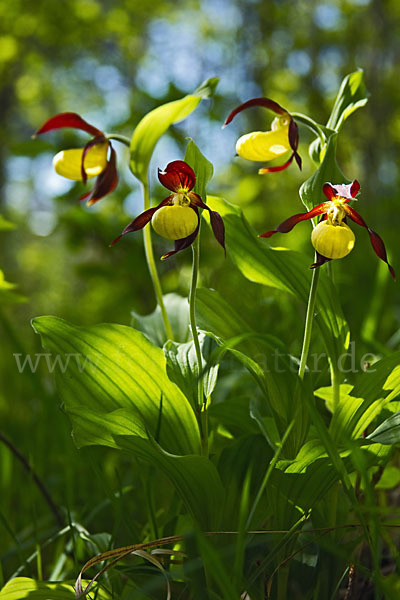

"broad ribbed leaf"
[32,317,225,529]
[326,70,369,132]
[367,411,400,445]
[32,316,200,455]
[204,197,349,371]
[130,78,218,184]
[0,577,109,600]
[131,293,191,347]
[330,355,400,442]
[164,333,219,407]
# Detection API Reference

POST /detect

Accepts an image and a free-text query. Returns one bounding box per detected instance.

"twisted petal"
[343,205,395,279]
[259,202,331,238]
[81,146,118,206]
[34,112,103,137]
[53,142,109,181]
[189,193,225,253]
[310,252,332,270]
[223,97,288,127]
[158,160,196,192]
[109,196,173,246]
[323,180,360,202]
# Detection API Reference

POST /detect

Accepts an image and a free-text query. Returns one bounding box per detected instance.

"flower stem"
[142,181,174,341]
[189,234,208,456]
[291,112,327,144]
[298,266,320,379]
[106,133,131,147]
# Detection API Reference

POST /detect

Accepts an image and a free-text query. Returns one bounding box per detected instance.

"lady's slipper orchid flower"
[259,180,395,279]
[223,97,301,173]
[110,160,225,260]
[34,112,118,206]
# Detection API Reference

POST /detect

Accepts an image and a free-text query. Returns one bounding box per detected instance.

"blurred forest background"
[1,0,400,583]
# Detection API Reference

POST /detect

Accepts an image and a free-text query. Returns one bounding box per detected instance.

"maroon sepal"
[223,97,288,127]
[323,180,360,203]
[109,196,173,247]
[161,213,200,260]
[189,194,225,253]
[259,153,295,174]
[81,136,108,184]
[33,112,103,138]
[259,202,330,238]
[158,160,196,192]
[310,252,332,270]
[80,146,118,206]
[344,205,395,279]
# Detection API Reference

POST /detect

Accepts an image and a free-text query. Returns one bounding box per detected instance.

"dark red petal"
[310,252,332,270]
[259,202,330,238]
[158,160,196,192]
[84,146,118,206]
[323,180,360,202]
[223,97,288,127]
[33,112,103,137]
[110,196,173,246]
[259,154,295,174]
[344,205,395,279]
[187,195,225,253]
[161,213,200,260]
[81,136,108,185]
[322,183,338,200]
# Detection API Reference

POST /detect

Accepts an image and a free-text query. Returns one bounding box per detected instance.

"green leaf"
[300,134,347,210]
[164,333,219,407]
[204,196,349,370]
[131,293,190,346]
[130,78,218,184]
[184,139,213,201]
[32,317,225,529]
[0,215,16,231]
[330,354,400,441]
[0,577,109,600]
[0,270,26,304]
[196,287,311,456]
[367,411,400,445]
[326,70,369,132]
[32,316,200,455]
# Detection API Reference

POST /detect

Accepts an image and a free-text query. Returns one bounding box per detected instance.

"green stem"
[106,133,131,147]
[277,564,289,600]
[189,236,208,457]
[291,112,327,144]
[142,181,174,341]
[298,266,320,380]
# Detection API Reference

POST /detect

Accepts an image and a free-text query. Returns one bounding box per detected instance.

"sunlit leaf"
[164,333,219,407]
[32,317,224,529]
[130,78,218,184]
[367,411,400,445]
[32,316,200,455]
[326,70,369,132]
[0,577,109,600]
[131,293,191,347]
